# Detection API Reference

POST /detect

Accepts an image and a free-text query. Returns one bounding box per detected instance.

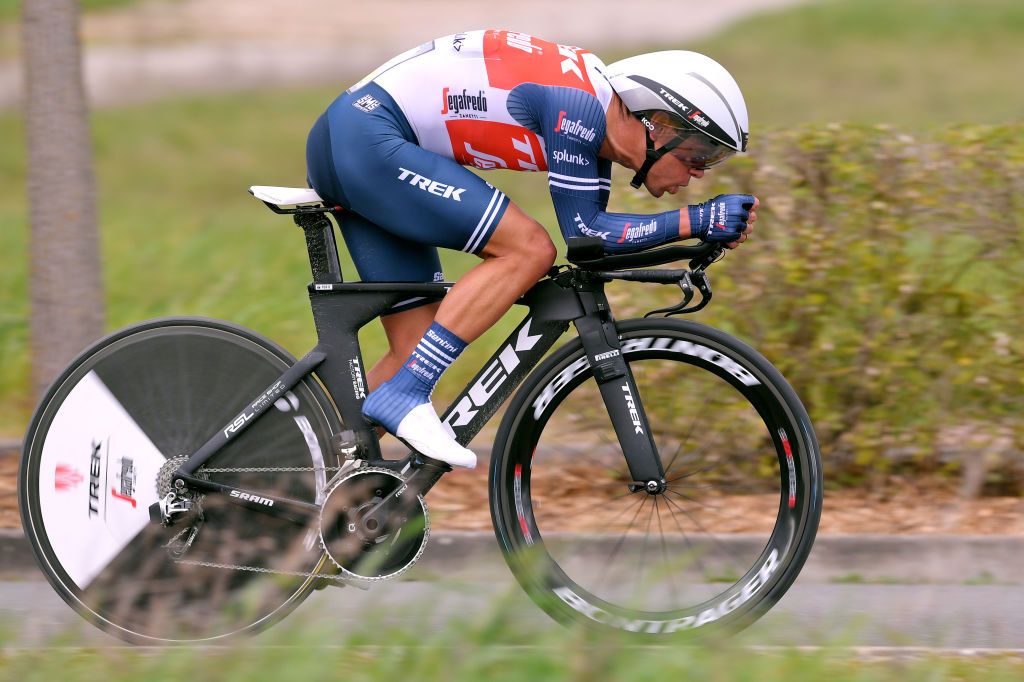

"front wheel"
[490,319,822,637]
[19,318,341,644]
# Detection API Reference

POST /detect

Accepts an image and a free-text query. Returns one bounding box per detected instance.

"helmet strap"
[629,116,684,189]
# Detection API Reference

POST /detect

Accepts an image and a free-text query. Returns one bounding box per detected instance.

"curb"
[3,529,1021,584]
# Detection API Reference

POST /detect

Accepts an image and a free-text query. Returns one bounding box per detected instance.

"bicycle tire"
[19,318,342,644]
[490,318,822,637]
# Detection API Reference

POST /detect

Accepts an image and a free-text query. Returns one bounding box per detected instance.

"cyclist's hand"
[688,194,758,247]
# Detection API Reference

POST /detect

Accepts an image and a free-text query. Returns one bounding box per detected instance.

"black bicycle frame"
[167,212,667,525]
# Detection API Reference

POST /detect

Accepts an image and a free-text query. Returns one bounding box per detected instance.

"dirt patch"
[5,451,1019,535]
[425,467,1024,535]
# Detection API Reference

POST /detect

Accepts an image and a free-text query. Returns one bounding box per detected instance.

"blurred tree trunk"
[22,0,105,400]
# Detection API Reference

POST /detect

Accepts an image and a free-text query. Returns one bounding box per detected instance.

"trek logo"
[443,319,543,433]
[88,441,103,517]
[574,213,610,240]
[557,44,585,81]
[352,94,381,113]
[621,384,644,434]
[616,219,657,244]
[397,168,466,202]
[688,110,710,128]
[349,358,366,400]
[54,463,83,492]
[553,149,590,166]
[441,88,488,116]
[658,87,690,113]
[230,490,275,507]
[554,111,596,142]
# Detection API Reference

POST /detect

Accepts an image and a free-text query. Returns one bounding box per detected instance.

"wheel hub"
[645,479,667,495]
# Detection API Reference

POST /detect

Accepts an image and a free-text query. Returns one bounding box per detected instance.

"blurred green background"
[1,0,1022,492]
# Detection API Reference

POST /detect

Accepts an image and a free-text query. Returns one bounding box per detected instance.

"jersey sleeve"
[507,83,681,254]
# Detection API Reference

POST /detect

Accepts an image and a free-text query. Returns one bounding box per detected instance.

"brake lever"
[644,272,695,318]
[643,269,714,317]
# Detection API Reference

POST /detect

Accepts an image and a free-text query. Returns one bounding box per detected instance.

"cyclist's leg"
[312,86,555,465]
[373,301,441,392]
[435,202,556,342]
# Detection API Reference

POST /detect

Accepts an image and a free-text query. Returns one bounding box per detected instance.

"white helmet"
[604,50,749,154]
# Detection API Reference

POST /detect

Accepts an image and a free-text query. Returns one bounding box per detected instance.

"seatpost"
[294,212,344,284]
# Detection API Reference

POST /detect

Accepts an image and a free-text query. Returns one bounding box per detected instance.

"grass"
[2,0,1023,436]
[650,0,1024,127]
[1,613,1023,682]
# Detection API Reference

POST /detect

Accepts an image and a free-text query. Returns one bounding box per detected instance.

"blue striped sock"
[361,322,467,433]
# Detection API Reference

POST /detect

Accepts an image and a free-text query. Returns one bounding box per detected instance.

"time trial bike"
[19,185,822,644]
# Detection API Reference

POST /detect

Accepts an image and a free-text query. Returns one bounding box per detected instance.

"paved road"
[4,575,1022,650]
[4,535,1022,649]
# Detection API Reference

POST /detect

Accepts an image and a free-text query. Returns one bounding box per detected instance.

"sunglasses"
[665,130,735,170]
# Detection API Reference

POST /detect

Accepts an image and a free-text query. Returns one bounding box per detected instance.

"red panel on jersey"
[482,30,596,96]
[446,120,548,172]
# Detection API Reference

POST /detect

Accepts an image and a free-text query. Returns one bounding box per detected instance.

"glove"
[687,194,756,242]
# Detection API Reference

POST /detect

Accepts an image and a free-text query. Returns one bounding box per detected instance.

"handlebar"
[565,237,722,272]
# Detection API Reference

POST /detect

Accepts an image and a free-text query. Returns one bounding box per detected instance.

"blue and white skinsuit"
[306,29,683,314]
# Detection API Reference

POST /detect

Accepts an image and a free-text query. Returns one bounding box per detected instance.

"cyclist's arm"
[508,83,685,253]
[550,180,683,253]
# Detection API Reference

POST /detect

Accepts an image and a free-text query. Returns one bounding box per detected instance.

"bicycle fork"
[573,283,667,492]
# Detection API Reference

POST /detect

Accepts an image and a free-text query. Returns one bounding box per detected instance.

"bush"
[611,124,1024,493]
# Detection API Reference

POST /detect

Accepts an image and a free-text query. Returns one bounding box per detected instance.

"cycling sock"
[362,321,467,434]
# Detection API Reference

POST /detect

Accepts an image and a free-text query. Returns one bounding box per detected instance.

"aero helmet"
[603,51,749,187]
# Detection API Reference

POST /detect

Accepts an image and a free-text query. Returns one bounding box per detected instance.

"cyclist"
[306,30,758,469]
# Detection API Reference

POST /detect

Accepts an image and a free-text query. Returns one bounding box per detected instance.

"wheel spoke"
[660,494,719,597]
[635,493,658,597]
[663,491,749,572]
[594,495,651,590]
[654,496,681,605]
[665,488,725,513]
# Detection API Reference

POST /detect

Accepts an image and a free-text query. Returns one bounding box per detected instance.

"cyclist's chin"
[644,183,668,198]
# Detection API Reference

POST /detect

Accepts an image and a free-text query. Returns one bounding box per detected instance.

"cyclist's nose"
[690,168,705,179]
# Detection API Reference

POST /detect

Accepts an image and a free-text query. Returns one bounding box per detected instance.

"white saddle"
[249,185,324,208]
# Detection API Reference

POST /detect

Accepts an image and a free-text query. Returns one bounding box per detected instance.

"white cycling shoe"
[394,402,477,469]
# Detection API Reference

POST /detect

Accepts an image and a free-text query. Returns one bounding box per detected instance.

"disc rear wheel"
[19,318,341,644]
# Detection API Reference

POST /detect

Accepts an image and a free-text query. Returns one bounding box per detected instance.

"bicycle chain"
[198,466,346,473]
[167,462,364,584]
[171,557,355,584]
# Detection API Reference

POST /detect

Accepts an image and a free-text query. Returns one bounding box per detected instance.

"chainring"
[319,466,429,581]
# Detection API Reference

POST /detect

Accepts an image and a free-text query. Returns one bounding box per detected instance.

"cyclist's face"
[644,150,705,197]
[641,120,710,197]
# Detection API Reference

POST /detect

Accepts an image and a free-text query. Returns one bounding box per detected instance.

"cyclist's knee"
[484,205,556,276]
[526,228,557,276]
